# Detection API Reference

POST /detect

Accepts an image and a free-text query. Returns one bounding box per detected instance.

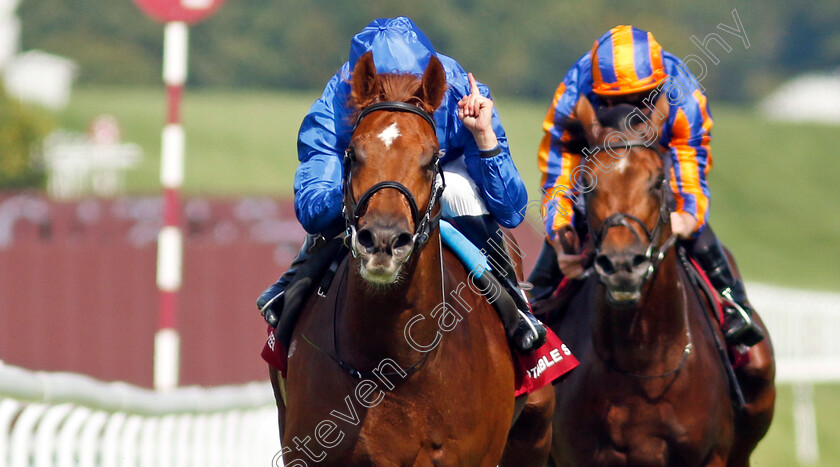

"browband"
[354,101,437,132]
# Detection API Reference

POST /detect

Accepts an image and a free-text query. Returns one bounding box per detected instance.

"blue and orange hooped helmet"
[591,25,667,96]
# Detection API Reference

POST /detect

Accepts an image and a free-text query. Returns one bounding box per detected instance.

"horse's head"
[344,51,447,285]
[574,95,672,307]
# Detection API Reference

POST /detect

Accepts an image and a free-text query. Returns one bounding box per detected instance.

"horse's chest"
[580,382,715,465]
[603,401,684,447]
[348,424,461,467]
[346,393,500,466]
[284,364,507,466]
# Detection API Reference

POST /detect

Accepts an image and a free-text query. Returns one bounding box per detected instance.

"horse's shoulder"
[295,253,351,335]
[675,255,723,333]
[440,246,468,277]
[558,276,599,323]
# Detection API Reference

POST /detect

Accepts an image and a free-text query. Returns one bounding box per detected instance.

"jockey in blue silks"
[257,17,546,353]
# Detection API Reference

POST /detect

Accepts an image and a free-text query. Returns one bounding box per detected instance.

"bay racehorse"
[547,95,775,466]
[270,51,549,466]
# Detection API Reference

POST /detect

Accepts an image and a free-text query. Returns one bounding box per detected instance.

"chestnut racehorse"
[548,96,775,466]
[269,51,539,466]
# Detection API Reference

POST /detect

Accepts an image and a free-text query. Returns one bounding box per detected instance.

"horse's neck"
[594,252,688,371]
[341,232,444,367]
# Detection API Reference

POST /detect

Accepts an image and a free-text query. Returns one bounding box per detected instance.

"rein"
[606,275,694,380]
[299,262,432,381]
[342,101,446,258]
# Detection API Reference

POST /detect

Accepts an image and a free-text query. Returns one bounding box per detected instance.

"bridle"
[587,141,677,282]
[304,101,446,381]
[342,101,446,258]
[587,140,691,380]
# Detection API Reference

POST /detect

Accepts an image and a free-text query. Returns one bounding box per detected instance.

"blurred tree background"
[17,0,840,103]
[0,89,53,189]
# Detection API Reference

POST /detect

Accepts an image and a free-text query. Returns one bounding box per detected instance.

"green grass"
[752,384,840,466]
[59,87,840,290]
[705,108,840,292]
[58,86,840,464]
[57,86,314,196]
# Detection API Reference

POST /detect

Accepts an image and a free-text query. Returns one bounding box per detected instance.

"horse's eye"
[426,155,439,172]
[652,174,666,191]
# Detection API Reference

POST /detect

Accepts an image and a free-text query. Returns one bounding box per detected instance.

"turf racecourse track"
[1,193,839,466]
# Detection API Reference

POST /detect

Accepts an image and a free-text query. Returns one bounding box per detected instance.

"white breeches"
[440,158,489,218]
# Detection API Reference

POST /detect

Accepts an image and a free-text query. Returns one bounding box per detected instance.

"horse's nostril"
[393,232,413,250]
[595,254,615,275]
[631,254,648,268]
[357,229,375,250]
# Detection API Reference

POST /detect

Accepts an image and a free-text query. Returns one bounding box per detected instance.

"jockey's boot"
[499,272,549,353]
[692,229,764,347]
[451,215,547,353]
[256,233,321,327]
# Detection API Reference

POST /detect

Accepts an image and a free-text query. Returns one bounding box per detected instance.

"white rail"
[747,282,840,466]
[748,282,840,383]
[0,363,281,466]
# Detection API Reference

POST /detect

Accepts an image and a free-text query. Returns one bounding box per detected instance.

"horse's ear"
[417,55,446,112]
[352,51,380,106]
[648,93,671,132]
[574,95,602,146]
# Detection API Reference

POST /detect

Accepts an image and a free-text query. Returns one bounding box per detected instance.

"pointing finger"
[468,72,480,96]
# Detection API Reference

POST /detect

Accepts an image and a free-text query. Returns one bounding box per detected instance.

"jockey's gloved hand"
[257,284,284,327]
[670,211,697,239]
[551,226,588,279]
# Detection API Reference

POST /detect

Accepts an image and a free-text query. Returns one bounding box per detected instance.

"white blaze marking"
[378,123,401,148]
[615,157,630,174]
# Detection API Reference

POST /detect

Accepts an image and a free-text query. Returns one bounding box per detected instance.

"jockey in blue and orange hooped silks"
[256,17,547,354]
[530,25,764,346]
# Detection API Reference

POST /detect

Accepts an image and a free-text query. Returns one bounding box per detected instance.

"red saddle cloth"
[261,326,577,397]
[511,327,578,396]
[688,258,750,369]
[688,258,724,324]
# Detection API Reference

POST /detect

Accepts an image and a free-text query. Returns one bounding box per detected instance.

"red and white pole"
[155,21,188,391]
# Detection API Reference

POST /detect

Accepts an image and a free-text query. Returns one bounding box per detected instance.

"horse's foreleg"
[500,385,555,467]
[268,365,287,441]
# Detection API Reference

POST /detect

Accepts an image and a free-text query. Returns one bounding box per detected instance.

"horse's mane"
[561,103,639,155]
[350,72,439,119]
